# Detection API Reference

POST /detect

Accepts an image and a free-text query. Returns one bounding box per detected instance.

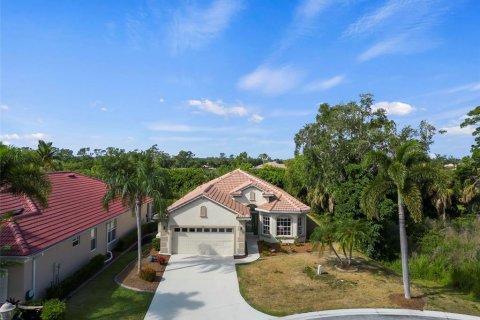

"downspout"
[32,257,36,299]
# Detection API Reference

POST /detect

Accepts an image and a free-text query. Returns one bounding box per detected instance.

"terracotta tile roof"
[0,172,131,257]
[167,169,309,217]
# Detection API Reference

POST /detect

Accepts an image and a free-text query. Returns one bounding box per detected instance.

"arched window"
[200,205,207,218]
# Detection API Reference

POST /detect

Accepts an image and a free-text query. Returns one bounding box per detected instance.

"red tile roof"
[0,172,131,257]
[167,169,310,217]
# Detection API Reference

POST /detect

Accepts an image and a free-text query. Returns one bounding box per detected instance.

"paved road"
[144,254,269,320]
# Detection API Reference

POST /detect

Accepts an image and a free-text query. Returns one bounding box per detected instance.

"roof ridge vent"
[67,173,77,178]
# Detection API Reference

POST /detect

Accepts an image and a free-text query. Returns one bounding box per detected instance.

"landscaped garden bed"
[116,248,170,292]
[258,240,313,256]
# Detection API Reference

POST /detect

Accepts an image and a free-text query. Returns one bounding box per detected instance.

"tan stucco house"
[159,169,310,256]
[0,172,152,301]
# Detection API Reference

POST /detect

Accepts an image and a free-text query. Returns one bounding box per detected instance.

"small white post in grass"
[317,264,322,275]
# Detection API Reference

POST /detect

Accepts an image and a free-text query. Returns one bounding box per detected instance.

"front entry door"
[251,212,258,235]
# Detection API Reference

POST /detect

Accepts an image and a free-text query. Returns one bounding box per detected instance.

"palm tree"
[361,141,433,299]
[102,151,166,274]
[428,168,453,223]
[37,140,57,170]
[0,144,51,209]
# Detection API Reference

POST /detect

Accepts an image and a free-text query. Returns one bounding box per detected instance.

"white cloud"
[276,0,333,52]
[304,75,345,91]
[150,136,214,142]
[445,82,480,94]
[159,98,165,103]
[358,36,405,61]
[187,99,249,117]
[440,125,474,136]
[248,114,264,123]
[372,101,415,116]
[345,0,406,37]
[347,0,448,61]
[1,104,9,110]
[237,65,303,95]
[145,122,234,132]
[0,133,48,141]
[100,107,108,112]
[169,0,243,53]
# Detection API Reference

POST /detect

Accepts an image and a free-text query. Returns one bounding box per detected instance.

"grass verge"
[66,248,154,320]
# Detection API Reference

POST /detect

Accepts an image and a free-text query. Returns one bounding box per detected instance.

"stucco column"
[292,214,298,238]
[159,223,171,254]
[236,222,246,256]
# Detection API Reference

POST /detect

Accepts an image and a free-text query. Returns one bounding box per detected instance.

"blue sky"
[1,0,479,159]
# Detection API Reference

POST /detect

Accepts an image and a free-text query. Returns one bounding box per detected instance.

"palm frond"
[360,175,394,219]
[387,161,407,189]
[401,182,423,223]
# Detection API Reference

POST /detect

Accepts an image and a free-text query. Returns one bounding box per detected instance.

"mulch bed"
[116,248,170,292]
[258,240,314,257]
[389,293,426,310]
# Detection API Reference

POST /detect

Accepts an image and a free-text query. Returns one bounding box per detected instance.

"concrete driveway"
[144,254,270,320]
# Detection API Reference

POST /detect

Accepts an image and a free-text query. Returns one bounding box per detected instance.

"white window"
[263,216,270,234]
[277,217,291,236]
[72,235,80,247]
[107,219,117,243]
[297,216,303,236]
[90,228,97,251]
[200,206,207,218]
[249,191,256,201]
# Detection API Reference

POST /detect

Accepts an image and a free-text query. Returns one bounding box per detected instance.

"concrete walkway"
[235,234,261,264]
[281,308,480,320]
[144,253,269,320]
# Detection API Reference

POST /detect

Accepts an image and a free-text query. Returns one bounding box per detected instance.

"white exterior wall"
[169,198,240,227]
[4,206,142,300]
[235,186,269,206]
[258,212,307,243]
[162,197,244,256]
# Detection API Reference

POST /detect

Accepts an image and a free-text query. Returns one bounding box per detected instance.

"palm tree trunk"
[348,243,353,266]
[330,244,343,265]
[135,200,143,275]
[398,191,411,299]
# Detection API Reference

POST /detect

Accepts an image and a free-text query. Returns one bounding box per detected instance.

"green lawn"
[66,249,154,320]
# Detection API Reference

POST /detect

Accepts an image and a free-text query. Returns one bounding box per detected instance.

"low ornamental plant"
[152,238,160,251]
[157,255,167,265]
[140,267,156,282]
[41,299,67,320]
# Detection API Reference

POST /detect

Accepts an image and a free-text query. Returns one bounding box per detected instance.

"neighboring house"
[253,161,287,170]
[158,169,309,257]
[0,172,152,301]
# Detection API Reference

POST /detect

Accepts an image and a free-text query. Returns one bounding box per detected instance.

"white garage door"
[172,226,234,256]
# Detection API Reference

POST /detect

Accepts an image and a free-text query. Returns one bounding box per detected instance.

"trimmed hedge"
[41,299,66,320]
[115,222,158,251]
[152,238,160,251]
[45,255,105,299]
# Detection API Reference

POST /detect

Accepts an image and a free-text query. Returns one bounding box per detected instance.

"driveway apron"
[144,254,270,320]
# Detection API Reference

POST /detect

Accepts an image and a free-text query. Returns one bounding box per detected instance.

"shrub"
[152,238,160,251]
[45,254,105,299]
[303,266,320,280]
[115,222,158,251]
[41,299,66,320]
[142,221,158,234]
[139,267,156,282]
[157,255,167,265]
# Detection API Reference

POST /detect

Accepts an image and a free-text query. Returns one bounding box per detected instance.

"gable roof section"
[0,172,130,257]
[167,169,310,216]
